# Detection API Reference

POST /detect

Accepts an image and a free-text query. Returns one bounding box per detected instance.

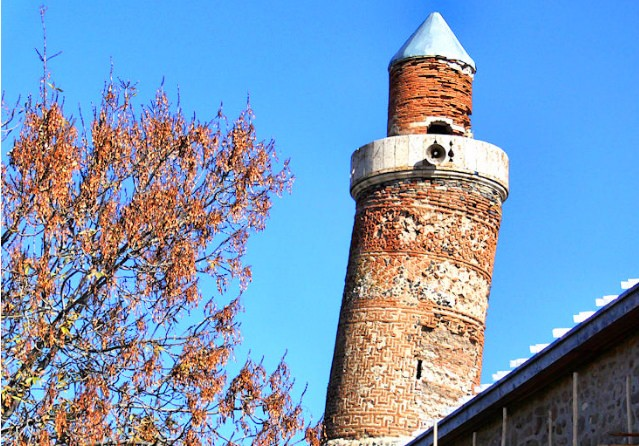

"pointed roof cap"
[389,12,475,70]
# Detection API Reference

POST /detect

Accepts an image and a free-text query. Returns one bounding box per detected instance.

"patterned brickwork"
[325,179,504,442]
[387,58,473,137]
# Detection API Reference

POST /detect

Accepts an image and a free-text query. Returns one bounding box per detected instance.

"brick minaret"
[324,13,509,445]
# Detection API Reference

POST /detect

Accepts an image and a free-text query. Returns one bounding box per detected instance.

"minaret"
[324,12,509,445]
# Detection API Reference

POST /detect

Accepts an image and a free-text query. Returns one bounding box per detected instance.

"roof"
[389,12,476,70]
[408,282,639,445]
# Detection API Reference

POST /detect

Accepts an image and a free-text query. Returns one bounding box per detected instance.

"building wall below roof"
[443,330,638,446]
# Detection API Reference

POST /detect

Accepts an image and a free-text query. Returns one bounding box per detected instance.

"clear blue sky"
[3,0,638,424]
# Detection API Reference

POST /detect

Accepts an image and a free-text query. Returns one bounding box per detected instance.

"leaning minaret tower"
[324,12,509,445]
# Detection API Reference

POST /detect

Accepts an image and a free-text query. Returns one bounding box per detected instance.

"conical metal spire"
[390,12,475,69]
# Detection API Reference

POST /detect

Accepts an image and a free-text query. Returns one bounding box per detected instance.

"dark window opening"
[416,359,423,380]
[427,122,453,135]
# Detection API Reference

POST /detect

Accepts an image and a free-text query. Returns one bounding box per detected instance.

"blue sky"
[3,0,638,425]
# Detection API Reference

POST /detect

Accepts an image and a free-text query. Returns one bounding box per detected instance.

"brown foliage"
[0,69,324,444]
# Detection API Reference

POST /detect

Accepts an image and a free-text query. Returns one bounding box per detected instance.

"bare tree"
[1,18,322,444]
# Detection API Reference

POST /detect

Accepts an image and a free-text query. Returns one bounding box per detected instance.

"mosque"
[322,12,639,446]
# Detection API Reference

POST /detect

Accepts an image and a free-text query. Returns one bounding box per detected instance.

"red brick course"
[387,58,473,136]
[325,179,504,441]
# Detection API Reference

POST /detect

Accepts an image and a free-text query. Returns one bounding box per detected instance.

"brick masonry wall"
[324,178,504,443]
[446,330,639,446]
[387,58,473,137]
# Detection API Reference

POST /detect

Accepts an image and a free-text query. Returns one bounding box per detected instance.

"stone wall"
[444,330,639,446]
[324,178,504,443]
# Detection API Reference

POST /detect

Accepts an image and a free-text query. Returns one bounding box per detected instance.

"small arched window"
[427,121,453,135]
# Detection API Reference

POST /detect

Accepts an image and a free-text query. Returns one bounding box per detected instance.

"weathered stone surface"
[350,134,509,201]
[445,331,639,446]
[325,437,410,446]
